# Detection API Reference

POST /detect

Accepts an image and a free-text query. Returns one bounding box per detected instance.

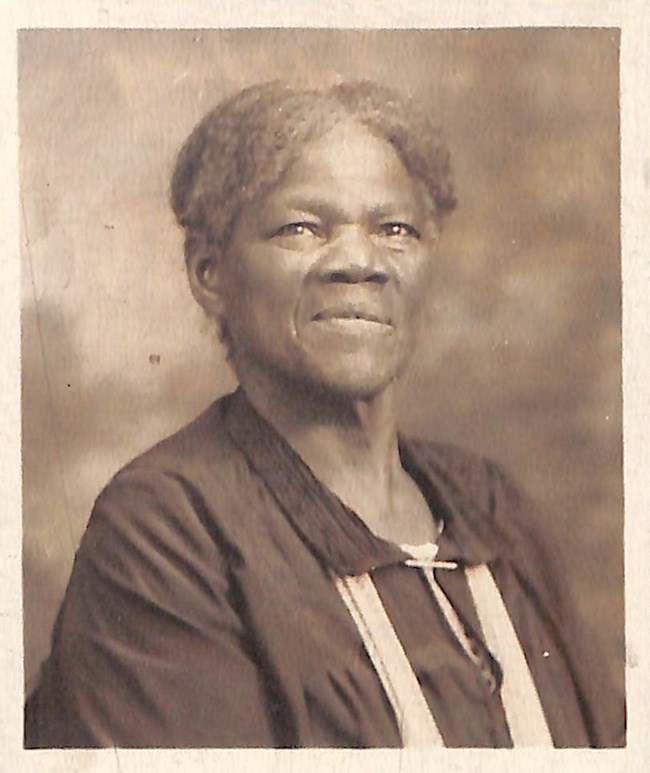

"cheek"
[401,251,435,316]
[224,248,306,330]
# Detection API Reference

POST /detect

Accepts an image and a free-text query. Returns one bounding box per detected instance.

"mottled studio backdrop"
[20,29,623,694]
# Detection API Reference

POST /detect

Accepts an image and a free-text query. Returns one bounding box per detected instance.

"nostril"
[326,269,389,284]
[368,271,389,285]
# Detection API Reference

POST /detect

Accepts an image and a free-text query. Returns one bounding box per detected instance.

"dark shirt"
[25,389,625,748]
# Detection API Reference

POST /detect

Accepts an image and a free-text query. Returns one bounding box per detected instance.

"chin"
[242,343,414,405]
[298,354,409,403]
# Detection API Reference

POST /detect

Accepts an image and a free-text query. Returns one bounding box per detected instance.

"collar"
[223,387,506,576]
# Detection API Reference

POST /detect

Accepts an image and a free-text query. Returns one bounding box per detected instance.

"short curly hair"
[170,80,457,270]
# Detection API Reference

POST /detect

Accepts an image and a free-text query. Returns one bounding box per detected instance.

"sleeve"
[24,467,279,748]
[485,460,626,748]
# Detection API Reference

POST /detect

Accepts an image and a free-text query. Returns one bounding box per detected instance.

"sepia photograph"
[18,24,627,753]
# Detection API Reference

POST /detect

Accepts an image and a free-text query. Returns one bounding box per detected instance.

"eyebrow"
[273,196,423,221]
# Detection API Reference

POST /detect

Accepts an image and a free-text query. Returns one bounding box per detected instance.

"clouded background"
[20,28,623,697]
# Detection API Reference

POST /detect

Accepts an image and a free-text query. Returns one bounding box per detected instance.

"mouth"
[312,305,392,327]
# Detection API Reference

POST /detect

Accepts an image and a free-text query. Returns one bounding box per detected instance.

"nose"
[317,226,389,285]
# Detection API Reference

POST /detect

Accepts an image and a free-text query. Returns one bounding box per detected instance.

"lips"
[312,303,392,326]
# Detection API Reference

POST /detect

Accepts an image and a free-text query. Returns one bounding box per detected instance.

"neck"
[237,364,438,546]
[240,368,403,502]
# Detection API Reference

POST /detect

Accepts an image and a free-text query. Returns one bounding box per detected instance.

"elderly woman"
[25,81,623,748]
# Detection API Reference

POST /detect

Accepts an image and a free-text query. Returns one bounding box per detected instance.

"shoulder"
[119,391,238,481]
[405,437,527,522]
[404,436,552,560]
[409,436,577,609]
[405,438,495,504]
[79,391,249,573]
[94,390,248,518]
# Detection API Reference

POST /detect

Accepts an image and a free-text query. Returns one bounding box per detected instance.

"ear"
[186,251,226,319]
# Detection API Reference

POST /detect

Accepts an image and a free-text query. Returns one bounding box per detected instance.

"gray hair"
[170,80,456,269]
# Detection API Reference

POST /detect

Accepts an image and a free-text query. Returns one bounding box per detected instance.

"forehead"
[263,121,430,216]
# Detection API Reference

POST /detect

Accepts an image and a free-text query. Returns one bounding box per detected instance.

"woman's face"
[215,120,438,400]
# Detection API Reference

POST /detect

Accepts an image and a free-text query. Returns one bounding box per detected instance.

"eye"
[377,221,421,240]
[273,222,323,239]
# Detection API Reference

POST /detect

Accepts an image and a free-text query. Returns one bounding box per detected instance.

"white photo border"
[2,1,648,771]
